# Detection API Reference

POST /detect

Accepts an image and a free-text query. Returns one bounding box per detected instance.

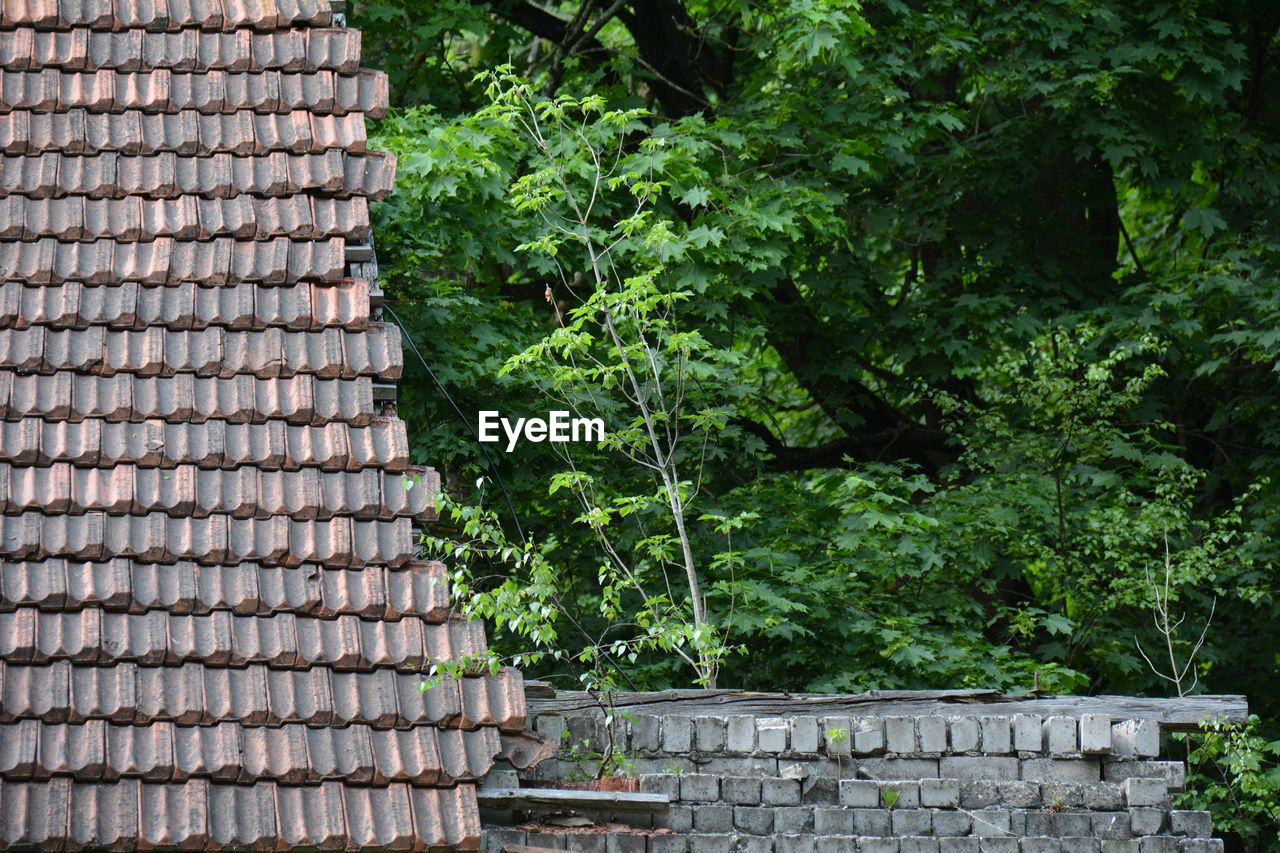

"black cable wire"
[382,303,526,547]
[382,302,639,692]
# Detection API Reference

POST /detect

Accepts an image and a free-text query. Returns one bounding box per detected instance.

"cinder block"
[1137,840,1179,853]
[693,716,725,752]
[1026,811,1054,836]
[814,806,853,835]
[1052,813,1091,836]
[996,781,1040,808]
[1129,807,1164,835]
[631,714,661,752]
[633,756,697,775]
[885,716,917,753]
[891,809,931,836]
[1021,758,1100,784]
[691,803,733,833]
[535,714,567,743]
[1021,840,1062,853]
[662,715,693,752]
[960,780,999,808]
[839,779,879,807]
[938,756,1020,780]
[1059,840,1100,853]
[679,773,719,803]
[1102,760,1184,789]
[1013,715,1044,752]
[776,836,817,853]
[639,773,680,799]
[968,808,1011,836]
[683,835,732,853]
[1044,717,1078,755]
[884,781,920,808]
[565,834,607,853]
[801,776,839,805]
[919,716,948,753]
[726,715,756,753]
[735,838,773,853]
[853,807,892,835]
[938,840,979,853]
[606,833,646,853]
[1099,843,1139,853]
[483,828,527,848]
[1082,782,1124,810]
[792,717,821,754]
[982,717,1012,754]
[1081,714,1111,754]
[1110,720,1160,758]
[1124,777,1169,807]
[646,835,687,853]
[1179,841,1224,853]
[854,718,886,754]
[855,758,939,779]
[816,838,860,853]
[1040,783,1084,809]
[568,715,605,751]
[775,806,814,834]
[758,718,789,753]
[920,778,960,808]
[695,757,778,776]
[859,839,899,853]
[932,811,972,836]
[732,805,773,834]
[653,804,692,832]
[901,839,940,853]
[1092,811,1132,840]
[781,762,813,780]
[975,839,1017,853]
[1169,809,1213,837]
[948,717,980,753]
[720,775,761,804]
[762,776,802,805]
[823,716,852,757]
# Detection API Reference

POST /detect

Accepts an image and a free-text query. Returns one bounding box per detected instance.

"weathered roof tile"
[0,3,525,848]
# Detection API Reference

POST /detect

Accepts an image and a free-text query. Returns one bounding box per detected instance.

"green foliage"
[356,0,1280,787]
[1179,716,1280,850]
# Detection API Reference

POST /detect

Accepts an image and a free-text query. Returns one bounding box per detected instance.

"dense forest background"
[351,0,1280,838]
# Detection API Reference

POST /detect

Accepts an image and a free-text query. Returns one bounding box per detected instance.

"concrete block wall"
[482,710,1222,852]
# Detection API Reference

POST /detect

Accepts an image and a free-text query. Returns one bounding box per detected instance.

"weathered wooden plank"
[524,680,556,699]
[527,690,1248,731]
[477,789,669,814]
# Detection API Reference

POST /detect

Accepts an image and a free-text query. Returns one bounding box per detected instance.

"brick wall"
[482,705,1223,853]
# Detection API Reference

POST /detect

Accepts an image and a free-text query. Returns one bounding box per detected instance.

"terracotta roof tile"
[208,779,277,850]
[341,150,396,200]
[343,783,416,849]
[0,27,37,70]
[410,785,482,851]
[0,658,71,721]
[309,110,364,152]
[86,28,138,70]
[0,776,71,848]
[0,2,521,847]
[3,660,518,733]
[0,514,413,567]
[274,780,346,848]
[139,777,211,848]
[0,418,406,472]
[306,28,361,73]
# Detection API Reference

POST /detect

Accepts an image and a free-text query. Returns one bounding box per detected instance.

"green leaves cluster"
[355,0,1280,842]
[1180,716,1280,849]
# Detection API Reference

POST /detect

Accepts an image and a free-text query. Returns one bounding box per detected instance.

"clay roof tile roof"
[0,4,519,850]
